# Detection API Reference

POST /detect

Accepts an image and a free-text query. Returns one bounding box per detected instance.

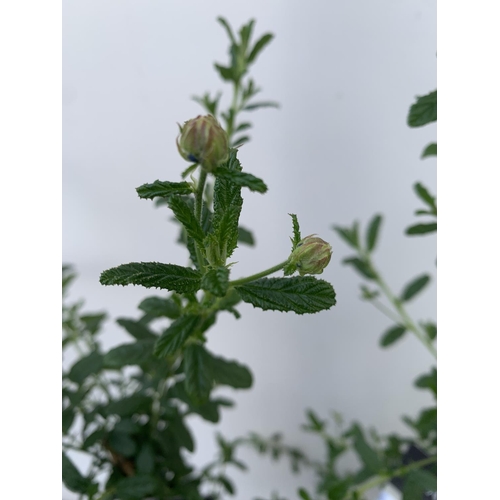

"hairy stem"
[229,260,289,287]
[194,168,208,273]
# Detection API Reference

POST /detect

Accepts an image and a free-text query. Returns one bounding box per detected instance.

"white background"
[63,1,436,498]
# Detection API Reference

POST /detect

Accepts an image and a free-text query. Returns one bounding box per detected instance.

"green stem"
[345,455,437,499]
[229,260,289,287]
[227,80,241,143]
[194,168,208,273]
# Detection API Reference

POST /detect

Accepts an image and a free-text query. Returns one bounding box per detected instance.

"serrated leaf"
[406,223,437,235]
[103,341,154,369]
[366,214,383,252]
[138,296,182,320]
[380,325,407,347]
[201,267,229,297]
[136,180,192,200]
[243,101,280,111]
[247,33,274,64]
[415,367,437,397]
[100,262,201,293]
[407,90,437,127]
[421,142,437,158]
[184,344,213,402]
[343,257,376,280]
[215,168,267,193]
[206,351,253,389]
[402,469,437,500]
[62,452,93,494]
[401,274,431,301]
[289,213,302,250]
[237,226,255,246]
[236,276,336,315]
[116,318,157,341]
[68,351,103,384]
[168,196,206,246]
[153,314,200,358]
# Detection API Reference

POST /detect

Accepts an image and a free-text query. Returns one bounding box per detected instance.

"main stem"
[229,260,289,287]
[194,168,208,273]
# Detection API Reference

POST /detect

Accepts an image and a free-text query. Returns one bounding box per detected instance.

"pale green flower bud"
[289,235,332,276]
[176,115,229,172]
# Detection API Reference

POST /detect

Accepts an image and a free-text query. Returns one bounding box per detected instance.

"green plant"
[62,17,336,500]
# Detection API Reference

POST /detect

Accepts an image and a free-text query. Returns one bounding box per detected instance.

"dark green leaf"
[168,196,206,246]
[105,394,151,417]
[184,344,213,402]
[207,352,253,389]
[243,101,280,111]
[298,488,313,500]
[154,315,200,358]
[68,351,103,384]
[114,418,141,434]
[350,424,382,473]
[415,367,437,397]
[421,321,437,340]
[247,33,274,64]
[343,257,376,280]
[332,224,359,249]
[402,469,437,500]
[232,135,251,147]
[108,431,137,457]
[421,142,437,158]
[136,180,192,200]
[401,274,431,302]
[305,409,325,432]
[380,325,407,347]
[407,90,437,127]
[239,19,255,51]
[235,122,252,133]
[136,443,156,475]
[138,296,182,320]
[83,429,106,449]
[215,168,268,193]
[360,285,380,300]
[114,476,157,500]
[201,266,230,297]
[169,416,195,452]
[214,64,235,82]
[289,213,302,250]
[217,16,237,45]
[80,312,107,335]
[100,262,202,293]
[414,183,436,212]
[62,452,92,494]
[116,318,157,341]
[217,475,235,494]
[103,341,154,369]
[366,214,383,252]
[236,276,336,315]
[62,407,75,434]
[237,226,255,246]
[406,222,437,235]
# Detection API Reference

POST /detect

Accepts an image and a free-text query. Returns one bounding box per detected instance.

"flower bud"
[289,235,332,276]
[176,115,229,172]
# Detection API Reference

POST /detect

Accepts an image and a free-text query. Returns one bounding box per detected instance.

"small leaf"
[154,314,200,358]
[62,452,93,494]
[217,475,235,494]
[421,142,437,158]
[332,224,359,249]
[401,274,431,301]
[305,409,325,432]
[350,424,382,473]
[103,341,155,369]
[214,63,235,82]
[243,101,280,111]
[407,90,437,127]
[366,214,383,252]
[415,367,437,397]
[180,163,199,179]
[80,313,107,335]
[62,407,75,434]
[234,122,252,133]
[380,325,407,347]
[237,226,255,246]
[207,352,253,389]
[289,213,302,250]
[136,180,192,200]
[217,16,237,45]
[414,183,436,213]
[114,476,158,500]
[236,276,336,315]
[201,267,229,297]
[298,488,313,500]
[232,135,251,147]
[215,168,268,193]
[421,321,437,340]
[116,318,157,341]
[138,296,181,320]
[168,196,206,246]
[247,33,274,64]
[406,223,437,235]
[343,257,376,280]
[68,351,103,384]
[100,262,202,293]
[184,344,213,402]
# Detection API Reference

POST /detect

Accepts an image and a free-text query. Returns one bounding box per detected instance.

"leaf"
[138,296,182,320]
[421,321,437,340]
[402,469,437,500]
[136,180,192,200]
[153,314,200,358]
[108,431,137,457]
[62,407,75,434]
[104,394,152,417]
[214,63,235,82]
[380,325,407,347]
[298,488,313,500]
[83,429,106,449]
[80,313,107,335]
[100,262,202,293]
[201,266,229,297]
[103,341,155,369]
[243,101,280,111]
[114,476,158,500]
[247,33,274,64]
[305,409,325,432]
[168,196,206,246]
[407,90,437,127]
[343,257,376,280]
[180,163,199,179]
[232,135,251,147]
[136,443,156,475]
[217,16,237,45]
[350,424,382,473]
[169,416,195,452]
[401,274,431,302]
[237,226,255,246]
[414,183,436,213]
[421,142,437,158]
[406,222,437,235]
[289,213,302,250]
[234,122,252,133]
[62,452,93,494]
[183,344,213,402]
[217,475,235,494]
[415,367,437,397]
[366,214,383,252]
[332,224,359,249]
[236,276,336,315]
[206,352,253,389]
[68,351,103,384]
[116,318,157,341]
[215,168,268,193]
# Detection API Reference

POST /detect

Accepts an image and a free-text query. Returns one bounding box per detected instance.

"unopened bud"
[176,115,229,172]
[289,235,332,276]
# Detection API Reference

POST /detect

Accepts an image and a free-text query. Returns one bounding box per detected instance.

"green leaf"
[365,214,383,252]
[232,135,251,147]
[136,180,192,200]
[168,196,206,246]
[215,168,268,193]
[421,321,437,340]
[343,257,376,280]
[360,285,380,300]
[236,276,336,315]
[237,226,255,246]
[68,351,103,384]
[184,344,213,402]
[402,469,437,500]
[153,314,200,358]
[350,424,382,473]
[243,101,280,111]
[114,476,158,500]
[217,475,235,494]
[138,296,182,320]
[104,394,151,417]
[214,63,235,82]
[136,443,156,475]
[83,428,106,449]
[62,452,93,494]
[100,262,202,293]
[247,33,274,64]
[62,407,75,434]
[401,274,431,301]
[414,183,436,213]
[80,312,107,335]
[108,431,137,457]
[116,318,157,341]
[380,325,407,347]
[407,90,437,127]
[415,367,437,397]
[207,352,253,389]
[62,265,77,294]
[239,19,255,51]
[201,266,229,297]
[217,16,237,45]
[103,341,154,369]
[180,163,199,179]
[332,224,359,249]
[305,409,325,432]
[169,416,195,452]
[406,222,437,235]
[421,142,437,158]
[235,122,252,133]
[289,213,302,250]
[298,488,313,500]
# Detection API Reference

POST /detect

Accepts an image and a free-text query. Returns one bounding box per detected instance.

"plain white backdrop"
[63,1,436,498]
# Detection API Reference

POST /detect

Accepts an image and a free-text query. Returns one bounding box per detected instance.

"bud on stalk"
[288,235,332,276]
